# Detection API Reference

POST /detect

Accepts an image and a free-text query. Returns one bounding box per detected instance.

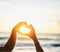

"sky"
[0,0,60,33]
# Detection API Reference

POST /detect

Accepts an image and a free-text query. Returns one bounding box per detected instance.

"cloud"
[0,1,11,7]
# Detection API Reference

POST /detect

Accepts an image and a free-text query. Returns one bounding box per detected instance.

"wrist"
[12,28,16,33]
[32,36,39,43]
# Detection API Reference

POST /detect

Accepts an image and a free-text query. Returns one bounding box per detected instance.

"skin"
[18,22,44,52]
[0,22,23,52]
[26,25,44,52]
[0,22,44,52]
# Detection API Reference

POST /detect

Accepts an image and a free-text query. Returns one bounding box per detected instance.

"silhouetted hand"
[13,22,27,33]
[27,25,44,52]
[12,22,44,52]
[14,22,37,41]
[26,25,37,40]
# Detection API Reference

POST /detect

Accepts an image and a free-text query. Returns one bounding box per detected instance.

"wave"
[0,37,60,41]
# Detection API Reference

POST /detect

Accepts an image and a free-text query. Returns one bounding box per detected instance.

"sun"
[19,25,31,34]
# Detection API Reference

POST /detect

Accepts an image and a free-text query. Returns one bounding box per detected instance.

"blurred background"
[0,0,60,52]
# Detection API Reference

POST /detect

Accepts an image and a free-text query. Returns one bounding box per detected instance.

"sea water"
[0,33,60,52]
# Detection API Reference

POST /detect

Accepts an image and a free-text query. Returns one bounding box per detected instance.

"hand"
[13,22,37,40]
[27,25,36,40]
[18,23,37,40]
[12,22,27,33]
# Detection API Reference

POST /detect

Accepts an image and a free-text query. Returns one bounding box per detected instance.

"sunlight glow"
[19,26,31,34]
[0,0,60,34]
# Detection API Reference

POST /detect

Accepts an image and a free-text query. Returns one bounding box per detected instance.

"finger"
[15,22,27,28]
[17,22,27,26]
[29,25,35,30]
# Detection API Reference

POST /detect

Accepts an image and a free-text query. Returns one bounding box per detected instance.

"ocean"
[0,33,60,52]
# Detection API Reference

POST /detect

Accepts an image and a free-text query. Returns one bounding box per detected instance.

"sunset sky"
[0,0,60,33]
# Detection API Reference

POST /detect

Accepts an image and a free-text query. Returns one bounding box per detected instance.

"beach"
[0,33,60,52]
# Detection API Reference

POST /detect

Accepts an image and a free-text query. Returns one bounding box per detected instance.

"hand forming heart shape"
[18,22,31,35]
[19,25,31,34]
